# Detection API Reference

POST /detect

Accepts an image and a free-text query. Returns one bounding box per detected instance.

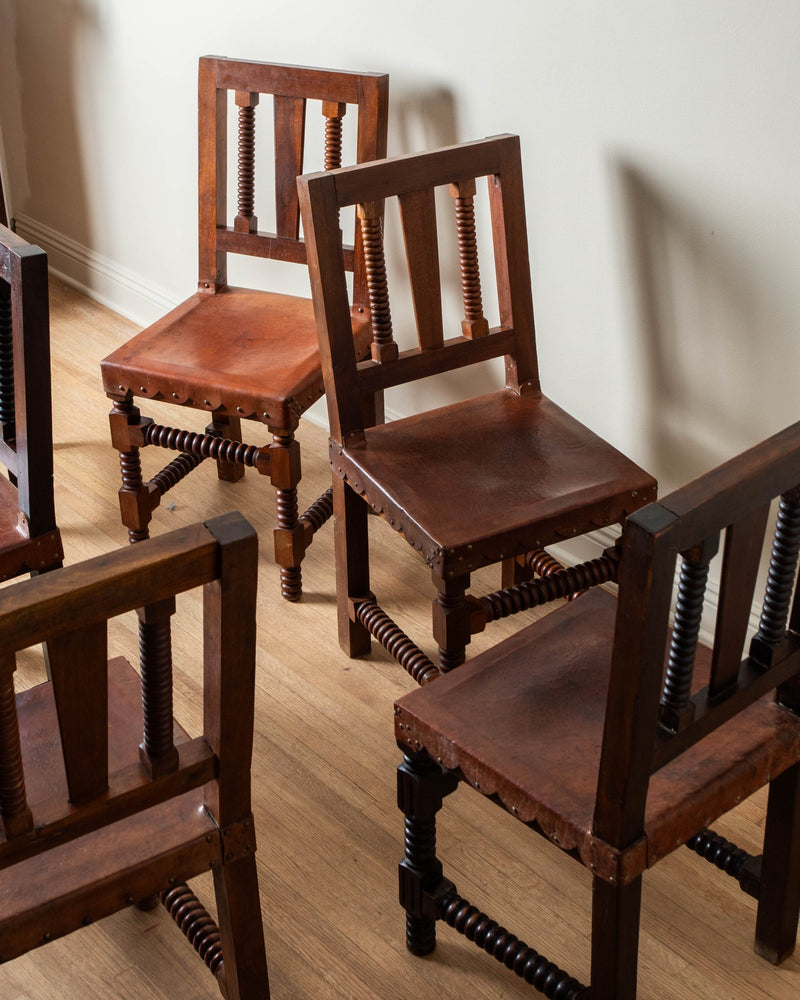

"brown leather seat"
[394,420,800,998]
[101,57,388,601]
[299,134,656,674]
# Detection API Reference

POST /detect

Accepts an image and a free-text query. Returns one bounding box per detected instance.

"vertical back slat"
[49,622,109,805]
[274,95,306,240]
[233,91,259,234]
[709,504,771,698]
[0,653,33,837]
[450,179,489,339]
[658,540,717,731]
[359,201,398,362]
[138,597,179,776]
[398,187,444,351]
[751,491,800,665]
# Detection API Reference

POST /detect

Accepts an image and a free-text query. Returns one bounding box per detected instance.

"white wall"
[2,0,799,497]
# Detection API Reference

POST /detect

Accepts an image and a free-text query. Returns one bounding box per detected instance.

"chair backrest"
[595,420,800,848]
[298,133,541,445]
[0,224,61,580]
[0,510,257,865]
[198,55,389,304]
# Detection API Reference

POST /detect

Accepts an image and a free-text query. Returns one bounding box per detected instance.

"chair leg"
[208,414,245,483]
[431,571,472,672]
[212,853,271,1000]
[755,762,800,964]
[109,397,157,543]
[333,476,371,657]
[589,875,642,1000]
[270,429,303,602]
[397,750,457,957]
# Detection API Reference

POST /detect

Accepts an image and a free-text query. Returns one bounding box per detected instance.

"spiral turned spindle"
[161,883,225,982]
[0,281,14,427]
[685,828,761,897]
[138,611,175,767]
[358,203,398,362]
[354,600,440,685]
[234,91,258,234]
[150,451,205,496]
[142,422,262,468]
[450,179,489,339]
[480,553,618,623]
[299,485,334,535]
[753,493,800,652]
[659,553,710,731]
[322,101,346,171]
[437,891,586,998]
[0,671,33,837]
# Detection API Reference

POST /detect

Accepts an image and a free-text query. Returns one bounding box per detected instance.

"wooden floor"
[2,278,799,998]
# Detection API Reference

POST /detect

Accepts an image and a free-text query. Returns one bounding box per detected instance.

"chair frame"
[0,511,269,998]
[103,56,388,600]
[394,420,800,998]
[299,134,655,674]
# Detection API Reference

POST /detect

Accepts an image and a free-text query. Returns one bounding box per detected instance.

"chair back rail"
[0,511,257,867]
[298,134,541,444]
[198,55,389,298]
[596,420,800,849]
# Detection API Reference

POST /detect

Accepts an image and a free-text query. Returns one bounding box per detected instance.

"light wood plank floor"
[2,278,799,998]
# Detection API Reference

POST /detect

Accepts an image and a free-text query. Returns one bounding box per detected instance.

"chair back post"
[0,228,58,537]
[202,511,259,827]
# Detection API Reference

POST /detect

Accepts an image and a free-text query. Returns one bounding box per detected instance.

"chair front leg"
[270,429,303,602]
[397,749,457,956]
[108,396,158,543]
[208,413,245,483]
[332,475,371,656]
[431,570,471,672]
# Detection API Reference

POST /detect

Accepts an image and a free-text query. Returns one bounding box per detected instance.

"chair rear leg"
[208,414,245,483]
[333,475,371,657]
[590,875,642,1000]
[212,854,271,1000]
[755,761,800,964]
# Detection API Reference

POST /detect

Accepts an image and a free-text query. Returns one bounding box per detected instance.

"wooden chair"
[0,510,270,998]
[298,134,657,675]
[101,57,388,601]
[0,224,63,585]
[394,420,800,998]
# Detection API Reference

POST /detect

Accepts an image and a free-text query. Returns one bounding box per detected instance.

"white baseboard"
[16,214,765,650]
[13,212,179,325]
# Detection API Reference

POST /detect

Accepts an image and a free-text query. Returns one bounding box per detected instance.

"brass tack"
[204,399,211,406]
[172,392,179,399]
[140,386,147,392]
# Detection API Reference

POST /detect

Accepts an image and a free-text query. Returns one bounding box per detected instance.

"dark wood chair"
[0,224,63,585]
[0,510,269,997]
[101,57,388,601]
[298,134,657,675]
[394,420,800,998]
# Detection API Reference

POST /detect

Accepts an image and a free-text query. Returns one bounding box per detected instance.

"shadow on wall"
[618,161,765,492]
[5,0,94,255]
